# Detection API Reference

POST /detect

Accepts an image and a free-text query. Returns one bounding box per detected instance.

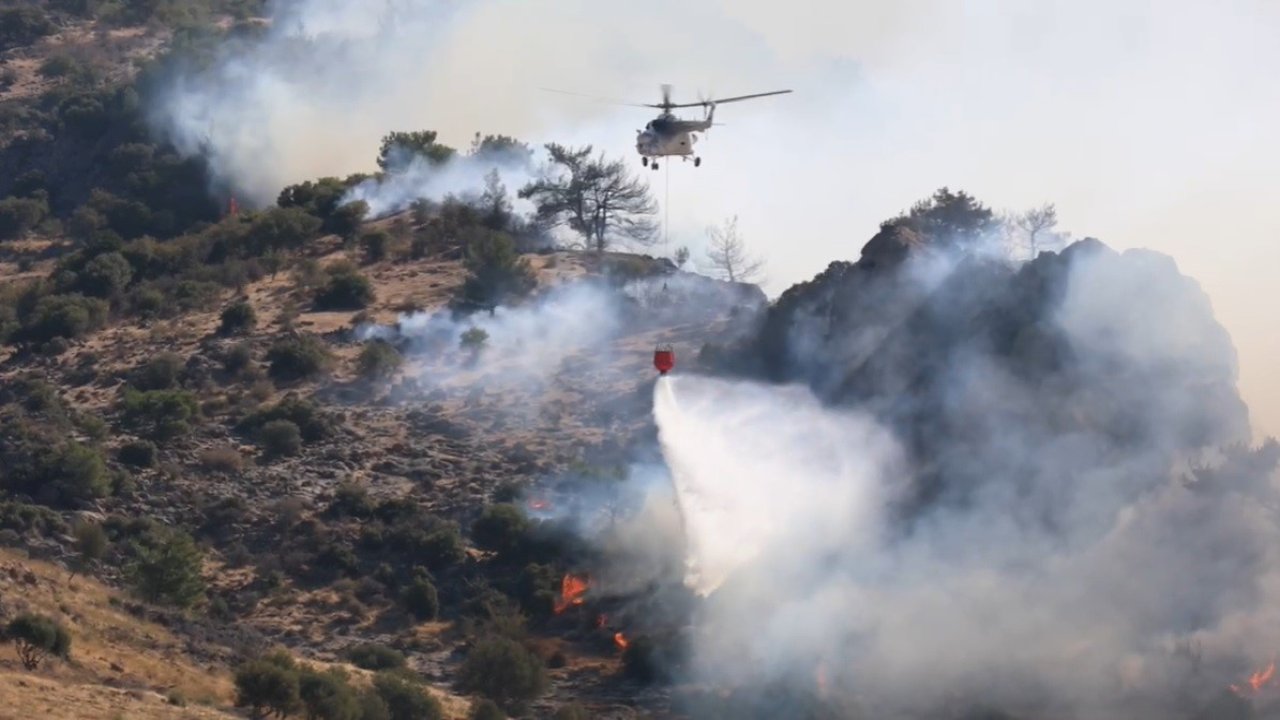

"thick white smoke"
[647,248,1280,718]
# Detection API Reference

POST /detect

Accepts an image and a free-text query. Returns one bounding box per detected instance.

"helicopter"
[543,84,792,170]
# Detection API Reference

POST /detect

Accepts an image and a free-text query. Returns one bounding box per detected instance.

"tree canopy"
[519,144,657,253]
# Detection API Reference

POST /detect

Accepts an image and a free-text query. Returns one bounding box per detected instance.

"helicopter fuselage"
[636,114,711,160]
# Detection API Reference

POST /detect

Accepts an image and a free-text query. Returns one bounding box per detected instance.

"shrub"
[471,504,530,558]
[361,230,391,263]
[3,435,111,507]
[298,666,360,720]
[373,672,443,720]
[259,419,302,459]
[327,200,368,239]
[0,8,55,53]
[234,657,301,720]
[0,196,48,240]
[267,335,333,382]
[126,527,205,608]
[120,388,199,442]
[117,439,158,468]
[358,340,402,381]
[219,300,257,335]
[239,396,334,442]
[16,293,108,343]
[313,263,375,310]
[131,352,185,391]
[346,643,405,671]
[460,327,488,352]
[78,251,133,297]
[328,480,374,518]
[456,635,547,713]
[459,230,536,309]
[401,577,439,621]
[223,343,254,377]
[198,446,244,474]
[470,699,505,720]
[6,614,71,670]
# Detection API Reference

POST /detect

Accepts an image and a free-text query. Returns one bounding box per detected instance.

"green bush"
[456,635,547,713]
[459,230,536,309]
[373,672,443,720]
[239,396,335,442]
[131,352,185,391]
[361,230,391,263]
[219,299,257,335]
[358,340,402,380]
[223,343,254,376]
[78,251,133,297]
[298,666,361,720]
[327,480,374,518]
[346,643,406,672]
[460,327,488,352]
[126,527,205,608]
[267,335,333,382]
[247,207,322,256]
[0,196,49,240]
[16,293,108,343]
[5,614,71,670]
[120,388,199,442]
[117,439,158,468]
[326,200,369,239]
[401,577,439,621]
[313,263,375,310]
[471,504,530,558]
[259,419,302,459]
[234,656,301,720]
[0,418,111,505]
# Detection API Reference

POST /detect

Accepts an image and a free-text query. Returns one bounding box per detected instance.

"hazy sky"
[166,0,1280,436]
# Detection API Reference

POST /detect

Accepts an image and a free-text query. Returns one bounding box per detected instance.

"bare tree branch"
[702,216,764,284]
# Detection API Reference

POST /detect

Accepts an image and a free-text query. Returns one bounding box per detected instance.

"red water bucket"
[653,345,675,375]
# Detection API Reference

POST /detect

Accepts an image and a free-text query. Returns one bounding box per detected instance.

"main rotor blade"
[704,89,794,105]
[539,87,652,108]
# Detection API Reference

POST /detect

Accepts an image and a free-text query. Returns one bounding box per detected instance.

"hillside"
[3,4,1280,720]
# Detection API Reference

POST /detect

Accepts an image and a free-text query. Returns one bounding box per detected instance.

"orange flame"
[614,632,629,650]
[1230,659,1277,696]
[528,498,550,511]
[553,573,589,614]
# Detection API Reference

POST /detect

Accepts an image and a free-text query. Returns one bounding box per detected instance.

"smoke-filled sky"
[152,0,1280,436]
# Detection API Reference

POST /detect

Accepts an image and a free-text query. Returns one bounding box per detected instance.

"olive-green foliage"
[372,672,443,720]
[358,340,402,381]
[246,206,322,255]
[469,699,505,720]
[223,342,254,377]
[119,387,199,442]
[0,413,110,505]
[401,576,439,621]
[0,8,54,52]
[117,439,157,468]
[6,613,71,670]
[327,480,374,519]
[266,334,333,382]
[0,501,67,538]
[219,299,257,335]
[13,293,108,344]
[234,653,301,720]
[277,177,369,235]
[313,262,375,310]
[130,352,185,391]
[377,130,455,171]
[78,251,134,297]
[460,327,488,352]
[360,229,390,263]
[0,196,49,240]
[363,511,466,572]
[471,503,530,558]
[515,563,560,618]
[346,643,406,672]
[299,666,362,720]
[456,635,547,713]
[459,230,536,309]
[883,186,1000,247]
[126,526,205,608]
[259,419,302,459]
[239,395,334,444]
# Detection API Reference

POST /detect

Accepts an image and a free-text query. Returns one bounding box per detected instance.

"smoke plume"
[647,242,1280,718]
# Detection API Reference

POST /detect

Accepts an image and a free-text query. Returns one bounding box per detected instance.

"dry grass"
[0,549,239,719]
